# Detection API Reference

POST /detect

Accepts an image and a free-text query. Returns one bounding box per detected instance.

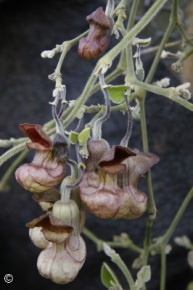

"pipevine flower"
[27,199,86,284]
[78,7,113,60]
[15,123,68,193]
[79,138,159,219]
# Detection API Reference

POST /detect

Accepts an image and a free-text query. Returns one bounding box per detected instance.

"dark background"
[0,0,192,289]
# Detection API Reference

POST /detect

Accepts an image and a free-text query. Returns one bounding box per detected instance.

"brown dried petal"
[19,123,52,150]
[26,213,73,243]
[86,7,111,27]
[78,7,113,60]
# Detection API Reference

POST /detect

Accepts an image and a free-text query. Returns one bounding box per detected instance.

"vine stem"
[157,186,193,290]
[62,0,168,128]
[162,187,193,245]
[160,246,167,290]
[0,149,28,191]
[0,143,27,167]
[112,254,135,290]
[82,227,143,254]
[134,79,193,111]
[97,0,168,70]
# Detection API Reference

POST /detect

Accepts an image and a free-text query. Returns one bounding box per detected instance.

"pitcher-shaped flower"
[79,139,159,219]
[27,199,86,284]
[78,7,113,60]
[15,123,68,193]
[37,234,86,284]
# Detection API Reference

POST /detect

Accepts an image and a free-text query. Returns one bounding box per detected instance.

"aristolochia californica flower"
[15,123,68,193]
[79,139,159,219]
[78,7,113,60]
[37,235,86,284]
[27,198,86,284]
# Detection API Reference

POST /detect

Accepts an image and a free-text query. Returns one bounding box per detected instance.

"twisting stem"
[120,95,133,147]
[52,105,65,135]
[92,73,111,140]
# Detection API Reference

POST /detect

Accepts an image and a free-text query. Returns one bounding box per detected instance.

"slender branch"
[97,0,168,71]
[0,143,27,167]
[112,254,135,290]
[0,149,28,191]
[134,79,193,111]
[160,247,167,290]
[82,227,143,254]
[162,187,193,245]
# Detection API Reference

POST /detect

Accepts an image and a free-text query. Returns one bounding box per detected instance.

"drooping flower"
[79,139,159,219]
[15,123,68,193]
[78,7,113,60]
[27,199,86,284]
[37,235,86,284]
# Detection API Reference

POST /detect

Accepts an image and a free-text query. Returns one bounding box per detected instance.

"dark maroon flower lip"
[86,7,112,28]
[19,123,52,150]
[26,213,73,234]
[99,145,136,173]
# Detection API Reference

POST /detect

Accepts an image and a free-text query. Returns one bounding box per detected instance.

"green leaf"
[69,131,79,144]
[106,85,130,104]
[78,127,90,146]
[101,262,119,289]
[135,265,151,289]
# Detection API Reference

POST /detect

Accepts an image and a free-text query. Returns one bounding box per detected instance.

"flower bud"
[78,7,113,60]
[37,235,86,284]
[52,200,80,231]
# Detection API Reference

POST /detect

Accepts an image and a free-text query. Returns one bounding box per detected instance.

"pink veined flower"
[15,123,67,193]
[27,199,86,284]
[79,139,159,219]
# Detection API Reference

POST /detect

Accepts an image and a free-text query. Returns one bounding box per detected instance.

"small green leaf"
[69,131,79,144]
[135,265,151,289]
[78,127,90,146]
[101,262,119,289]
[106,85,130,104]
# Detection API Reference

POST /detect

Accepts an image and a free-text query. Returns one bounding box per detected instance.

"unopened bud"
[52,200,80,229]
